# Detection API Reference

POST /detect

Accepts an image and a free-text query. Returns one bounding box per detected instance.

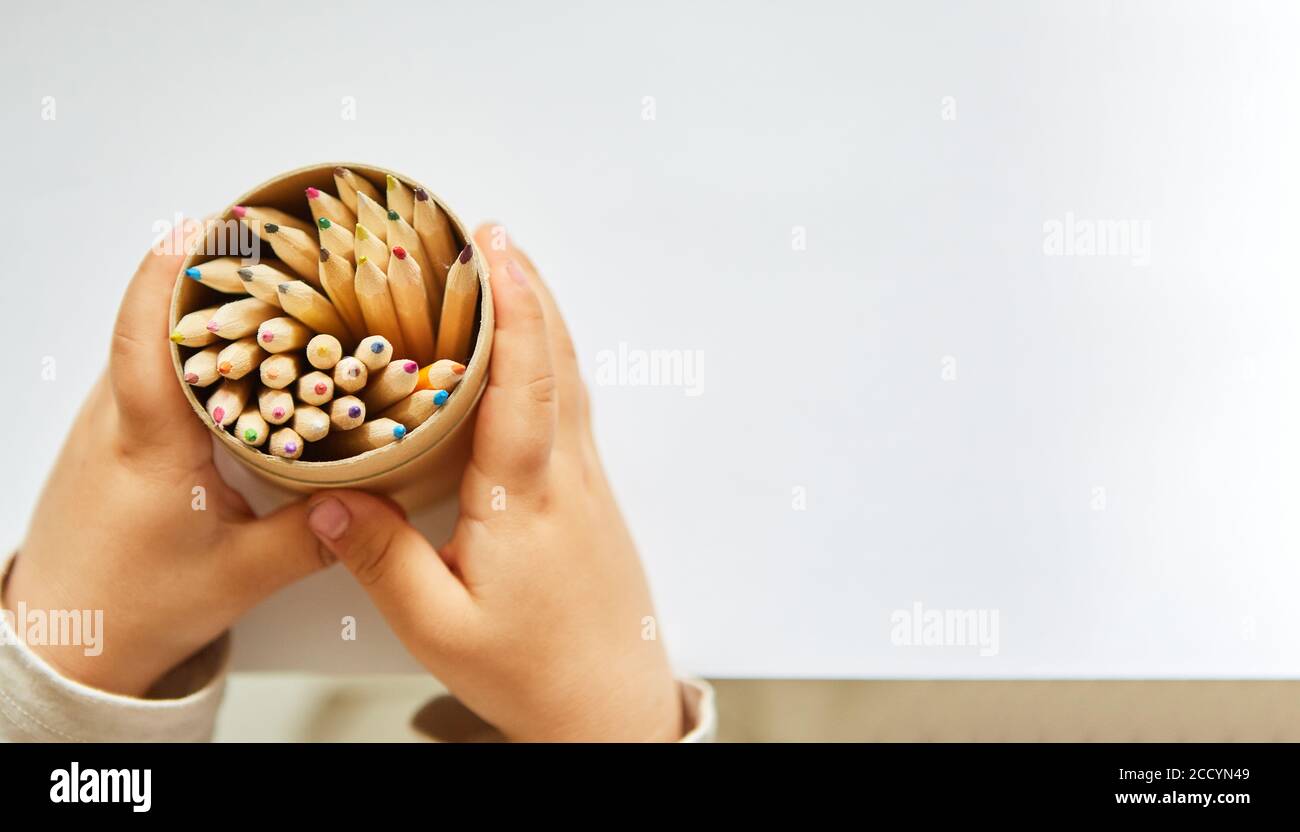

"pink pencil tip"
[404,361,418,373]
[260,332,274,343]
[206,321,219,333]
[232,205,247,218]
[212,407,225,423]
[184,373,198,383]
[305,187,320,199]
[272,407,285,418]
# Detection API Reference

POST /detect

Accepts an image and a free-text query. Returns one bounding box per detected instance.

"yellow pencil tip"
[386,174,398,189]
[169,331,184,343]
[358,255,368,265]
[355,224,369,240]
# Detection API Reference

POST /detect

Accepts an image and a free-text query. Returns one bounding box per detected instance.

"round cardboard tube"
[168,162,494,509]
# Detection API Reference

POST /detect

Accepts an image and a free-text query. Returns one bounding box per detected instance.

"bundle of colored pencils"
[170,168,479,461]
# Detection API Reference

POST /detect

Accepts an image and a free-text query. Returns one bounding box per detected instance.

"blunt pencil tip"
[458,245,472,264]
[305,187,320,199]
[392,246,407,260]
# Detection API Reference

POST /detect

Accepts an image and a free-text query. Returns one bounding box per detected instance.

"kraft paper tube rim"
[166,161,494,487]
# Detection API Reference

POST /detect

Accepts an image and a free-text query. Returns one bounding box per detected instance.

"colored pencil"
[170,306,221,347]
[235,261,294,306]
[276,280,352,343]
[232,205,315,238]
[435,245,480,363]
[415,359,467,393]
[360,359,420,412]
[356,192,388,243]
[205,298,278,340]
[182,256,251,294]
[307,333,343,370]
[380,389,448,431]
[297,370,335,406]
[316,217,355,263]
[329,396,366,431]
[332,356,369,393]
[206,377,252,427]
[318,417,406,457]
[388,245,437,366]
[306,186,355,230]
[258,387,295,425]
[257,316,314,353]
[260,352,302,390]
[182,345,222,387]
[262,223,321,284]
[413,188,460,278]
[318,247,366,341]
[269,427,304,459]
[386,210,436,299]
[354,257,408,357]
[354,335,393,371]
[236,410,269,446]
[354,222,388,265]
[216,336,265,380]
[291,405,330,442]
[333,166,381,213]
[386,174,414,224]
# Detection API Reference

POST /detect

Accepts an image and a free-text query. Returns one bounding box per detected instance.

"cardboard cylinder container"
[168,162,493,509]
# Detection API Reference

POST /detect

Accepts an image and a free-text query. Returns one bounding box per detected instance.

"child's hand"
[306,225,683,741]
[4,232,326,697]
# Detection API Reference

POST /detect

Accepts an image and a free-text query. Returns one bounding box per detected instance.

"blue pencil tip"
[392,425,406,439]
[433,390,449,406]
[370,341,384,353]
[184,267,201,279]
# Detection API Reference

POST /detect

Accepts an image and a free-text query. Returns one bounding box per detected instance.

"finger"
[468,225,557,494]
[306,492,475,653]
[111,219,205,438]
[477,225,588,447]
[227,500,333,594]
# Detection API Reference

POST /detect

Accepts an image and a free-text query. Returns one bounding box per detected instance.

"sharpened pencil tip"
[358,255,368,265]
[184,373,199,384]
[206,321,220,333]
[265,223,280,233]
[261,331,274,343]
[212,407,225,423]
[238,269,253,280]
[458,245,472,264]
[243,429,259,442]
[386,174,398,190]
[370,341,385,354]
[403,361,418,373]
[318,217,331,229]
[393,425,407,439]
[232,205,247,218]
[453,363,466,374]
[277,283,290,294]
[272,407,286,419]
[333,166,346,177]
[355,224,370,240]
[433,390,449,406]
[284,441,298,454]
[348,405,361,418]
[319,247,330,262]
[218,362,232,375]
[170,331,185,344]
[314,382,328,395]
[392,246,407,260]
[306,187,321,199]
[185,267,202,280]
[414,188,428,202]
[387,210,399,221]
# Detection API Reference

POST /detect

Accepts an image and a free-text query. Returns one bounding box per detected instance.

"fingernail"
[308,498,350,541]
[506,259,528,286]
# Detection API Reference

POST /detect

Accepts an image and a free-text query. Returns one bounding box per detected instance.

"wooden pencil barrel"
[168,162,493,509]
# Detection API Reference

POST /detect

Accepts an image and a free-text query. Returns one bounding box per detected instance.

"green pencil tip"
[318,218,331,229]
[243,429,258,442]
[387,210,399,221]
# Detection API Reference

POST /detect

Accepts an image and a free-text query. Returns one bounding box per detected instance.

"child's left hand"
[3,230,327,697]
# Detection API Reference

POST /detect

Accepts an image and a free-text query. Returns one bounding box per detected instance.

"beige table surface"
[215,674,1300,742]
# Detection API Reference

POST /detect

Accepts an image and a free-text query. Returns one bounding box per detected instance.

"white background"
[3,1,1299,677]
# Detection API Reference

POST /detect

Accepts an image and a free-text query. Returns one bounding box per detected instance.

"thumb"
[306,491,475,648]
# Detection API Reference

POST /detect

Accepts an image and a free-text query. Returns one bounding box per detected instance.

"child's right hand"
[305,225,684,741]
